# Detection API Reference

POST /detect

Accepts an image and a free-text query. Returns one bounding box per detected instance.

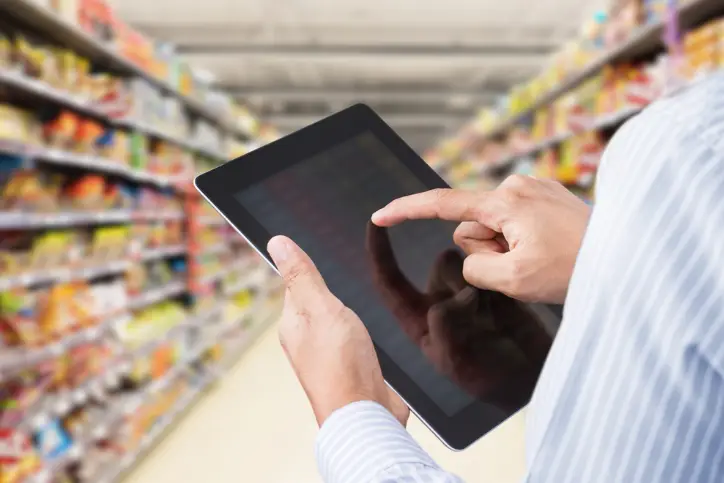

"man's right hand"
[371,175,591,304]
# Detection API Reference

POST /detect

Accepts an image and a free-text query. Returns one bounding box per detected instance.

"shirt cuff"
[316,401,440,483]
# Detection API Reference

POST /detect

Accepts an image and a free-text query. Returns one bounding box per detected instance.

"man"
[267,72,724,482]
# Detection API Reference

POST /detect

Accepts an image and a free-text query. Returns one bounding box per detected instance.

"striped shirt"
[315,71,724,483]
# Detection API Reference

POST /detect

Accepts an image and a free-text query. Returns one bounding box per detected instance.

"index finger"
[371,189,501,228]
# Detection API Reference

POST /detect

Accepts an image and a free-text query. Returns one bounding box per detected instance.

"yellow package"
[0,105,31,144]
[30,231,71,269]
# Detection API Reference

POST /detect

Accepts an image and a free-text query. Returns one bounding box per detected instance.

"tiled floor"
[126,323,527,483]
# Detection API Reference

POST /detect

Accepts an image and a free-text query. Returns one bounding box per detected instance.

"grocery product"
[0,428,41,483]
[34,419,73,462]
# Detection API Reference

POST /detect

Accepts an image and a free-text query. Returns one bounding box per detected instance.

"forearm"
[316,401,463,483]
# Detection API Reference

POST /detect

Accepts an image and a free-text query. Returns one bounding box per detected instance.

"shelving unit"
[0,0,248,139]
[476,0,722,142]
[0,1,282,482]
[431,0,724,193]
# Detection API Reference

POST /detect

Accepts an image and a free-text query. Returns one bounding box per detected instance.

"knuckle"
[431,188,450,200]
[499,188,521,209]
[284,263,309,286]
[501,174,531,195]
[432,188,454,205]
[504,258,527,295]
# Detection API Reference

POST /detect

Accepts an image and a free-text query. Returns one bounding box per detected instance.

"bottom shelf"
[99,302,283,483]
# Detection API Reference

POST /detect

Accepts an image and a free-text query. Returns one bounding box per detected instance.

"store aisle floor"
[126,323,527,483]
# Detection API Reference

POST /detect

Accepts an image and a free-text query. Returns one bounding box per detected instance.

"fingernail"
[268,236,289,262]
[371,209,384,222]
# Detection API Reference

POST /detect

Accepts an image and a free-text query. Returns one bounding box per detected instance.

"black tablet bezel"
[195,104,514,450]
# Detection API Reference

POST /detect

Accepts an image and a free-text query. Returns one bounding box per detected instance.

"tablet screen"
[235,131,554,418]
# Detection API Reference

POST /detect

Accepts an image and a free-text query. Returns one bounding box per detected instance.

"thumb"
[267,236,330,306]
[462,251,518,295]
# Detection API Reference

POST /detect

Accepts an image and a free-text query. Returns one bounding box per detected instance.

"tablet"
[195,104,560,450]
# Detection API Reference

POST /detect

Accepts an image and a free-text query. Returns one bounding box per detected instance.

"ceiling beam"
[177,43,552,57]
[225,86,502,104]
[267,113,466,128]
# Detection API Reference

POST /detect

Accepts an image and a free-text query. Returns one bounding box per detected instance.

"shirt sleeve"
[316,401,464,483]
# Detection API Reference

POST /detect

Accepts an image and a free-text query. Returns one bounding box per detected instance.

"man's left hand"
[267,235,409,427]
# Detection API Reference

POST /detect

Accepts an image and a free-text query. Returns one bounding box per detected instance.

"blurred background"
[0,0,722,482]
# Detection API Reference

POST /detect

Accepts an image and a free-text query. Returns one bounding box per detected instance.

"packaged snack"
[128,132,148,171]
[73,119,104,154]
[90,226,128,261]
[0,28,12,69]
[147,261,173,287]
[125,264,146,296]
[44,111,79,150]
[55,49,77,92]
[36,283,93,340]
[0,428,41,483]
[0,372,53,427]
[0,105,36,146]
[64,174,105,210]
[34,419,73,461]
[165,221,184,245]
[12,33,42,79]
[74,55,91,99]
[94,127,116,159]
[29,231,73,269]
[0,290,40,347]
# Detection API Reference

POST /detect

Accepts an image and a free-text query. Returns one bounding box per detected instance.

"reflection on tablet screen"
[235,131,555,418]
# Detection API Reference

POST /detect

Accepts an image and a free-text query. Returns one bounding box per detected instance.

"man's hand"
[267,235,409,427]
[367,223,551,411]
[372,175,591,304]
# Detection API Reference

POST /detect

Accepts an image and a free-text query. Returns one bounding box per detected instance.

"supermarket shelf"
[30,362,193,483]
[480,23,663,140]
[0,314,131,378]
[0,69,228,163]
[0,260,129,291]
[95,376,210,483]
[0,210,184,229]
[197,258,254,286]
[0,245,187,291]
[215,303,282,376]
[224,266,270,295]
[128,280,187,310]
[483,105,646,175]
[0,69,105,120]
[99,306,280,483]
[130,308,220,360]
[0,279,200,380]
[86,298,279,483]
[28,304,237,482]
[22,362,127,433]
[36,148,185,188]
[195,241,231,256]
[117,119,228,161]
[22,308,220,449]
[477,0,724,142]
[196,216,227,227]
[34,444,84,483]
[138,244,187,262]
[0,0,248,139]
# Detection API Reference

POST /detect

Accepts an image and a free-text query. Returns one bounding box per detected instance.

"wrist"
[312,392,379,427]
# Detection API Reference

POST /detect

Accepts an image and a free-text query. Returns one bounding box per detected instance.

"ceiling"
[112,0,602,151]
